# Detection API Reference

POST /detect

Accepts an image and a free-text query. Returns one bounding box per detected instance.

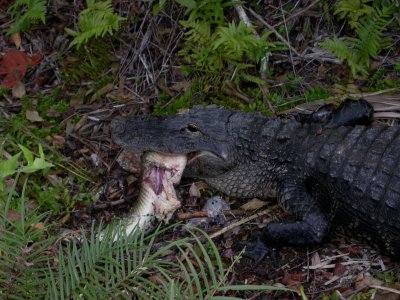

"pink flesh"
[143,166,165,195]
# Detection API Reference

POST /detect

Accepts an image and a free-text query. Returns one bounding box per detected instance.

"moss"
[61,38,114,85]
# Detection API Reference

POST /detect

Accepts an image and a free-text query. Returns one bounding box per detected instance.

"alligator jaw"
[187,150,222,164]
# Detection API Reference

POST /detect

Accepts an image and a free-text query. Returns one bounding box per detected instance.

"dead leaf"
[240,198,268,211]
[333,262,346,276]
[26,110,44,122]
[170,81,191,92]
[46,108,61,118]
[347,245,362,255]
[116,150,142,174]
[355,272,383,290]
[7,210,22,222]
[47,174,62,186]
[90,83,113,102]
[0,51,42,88]
[74,115,87,131]
[223,80,253,103]
[194,181,209,191]
[12,80,26,98]
[12,32,21,48]
[281,271,305,290]
[318,64,326,77]
[32,222,45,231]
[311,251,321,266]
[52,134,65,147]
[157,84,175,97]
[189,182,201,197]
[59,214,70,225]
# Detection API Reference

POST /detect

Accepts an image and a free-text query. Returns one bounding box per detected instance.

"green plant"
[334,0,375,29]
[61,40,113,84]
[181,20,281,72]
[6,0,47,35]
[376,271,400,282]
[0,143,55,298]
[0,144,53,192]
[304,86,330,102]
[321,5,393,76]
[48,223,296,299]
[0,180,54,299]
[65,0,125,48]
[183,0,231,23]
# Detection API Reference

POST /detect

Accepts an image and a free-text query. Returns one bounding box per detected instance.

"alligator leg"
[244,178,329,262]
[326,98,373,127]
[299,98,373,126]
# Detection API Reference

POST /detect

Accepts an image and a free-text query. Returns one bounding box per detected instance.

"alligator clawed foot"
[238,236,278,265]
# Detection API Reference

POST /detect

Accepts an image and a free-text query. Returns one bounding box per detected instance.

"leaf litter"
[0,0,399,298]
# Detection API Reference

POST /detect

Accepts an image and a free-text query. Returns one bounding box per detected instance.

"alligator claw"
[239,236,277,265]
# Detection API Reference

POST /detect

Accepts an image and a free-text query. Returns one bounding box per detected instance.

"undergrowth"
[65,0,125,48]
[155,0,285,114]
[61,39,114,84]
[6,0,47,35]
[321,1,395,76]
[0,169,295,299]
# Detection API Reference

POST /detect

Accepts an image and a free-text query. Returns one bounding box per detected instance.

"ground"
[1,0,400,298]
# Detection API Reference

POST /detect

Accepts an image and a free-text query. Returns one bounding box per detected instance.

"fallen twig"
[273,0,321,28]
[91,198,126,210]
[209,209,272,239]
[177,209,245,220]
[369,285,400,295]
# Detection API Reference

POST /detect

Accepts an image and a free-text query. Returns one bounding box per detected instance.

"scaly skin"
[111,105,400,259]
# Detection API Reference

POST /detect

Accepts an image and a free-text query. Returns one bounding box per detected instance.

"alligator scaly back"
[111,104,400,259]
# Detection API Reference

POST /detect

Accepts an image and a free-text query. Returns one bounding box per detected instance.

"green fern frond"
[334,0,375,28]
[66,0,125,48]
[241,73,270,86]
[214,22,261,62]
[186,0,226,24]
[7,0,47,35]
[320,37,367,75]
[321,4,393,77]
[353,6,393,64]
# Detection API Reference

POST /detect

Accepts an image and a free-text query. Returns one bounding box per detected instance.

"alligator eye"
[186,124,199,133]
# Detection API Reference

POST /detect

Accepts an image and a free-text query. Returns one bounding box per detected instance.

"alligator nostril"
[111,118,125,136]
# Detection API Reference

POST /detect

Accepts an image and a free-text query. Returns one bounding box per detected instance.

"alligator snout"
[110,117,126,138]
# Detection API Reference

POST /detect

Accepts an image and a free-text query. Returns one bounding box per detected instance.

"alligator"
[111,103,400,261]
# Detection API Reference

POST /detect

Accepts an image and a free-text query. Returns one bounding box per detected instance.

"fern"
[7,0,47,35]
[352,6,393,64]
[66,0,125,48]
[214,22,265,63]
[181,21,282,72]
[186,0,227,24]
[321,37,366,75]
[334,0,375,28]
[321,4,393,76]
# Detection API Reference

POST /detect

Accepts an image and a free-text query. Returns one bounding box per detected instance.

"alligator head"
[111,105,241,179]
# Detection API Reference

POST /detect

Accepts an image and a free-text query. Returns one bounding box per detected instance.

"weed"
[305,86,330,102]
[61,40,113,85]
[321,3,394,76]
[7,0,46,35]
[65,0,125,48]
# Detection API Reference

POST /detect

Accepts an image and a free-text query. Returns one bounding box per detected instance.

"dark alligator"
[111,103,400,261]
